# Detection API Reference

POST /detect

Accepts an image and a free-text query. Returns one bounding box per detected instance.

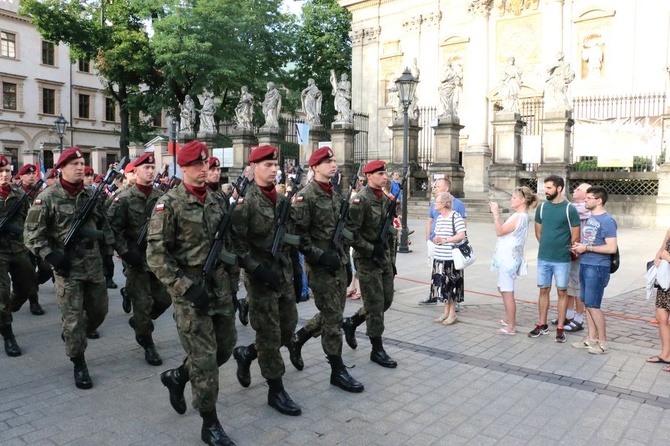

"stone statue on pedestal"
[198,90,217,134]
[330,70,353,123]
[438,63,462,119]
[500,56,522,114]
[300,78,322,125]
[545,52,575,111]
[179,94,195,134]
[261,82,282,129]
[234,86,254,130]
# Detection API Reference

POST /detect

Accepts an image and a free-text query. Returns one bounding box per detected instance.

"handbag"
[451,214,476,270]
[610,246,620,274]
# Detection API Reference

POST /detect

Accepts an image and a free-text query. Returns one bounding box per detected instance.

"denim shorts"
[537,260,570,290]
[579,264,610,309]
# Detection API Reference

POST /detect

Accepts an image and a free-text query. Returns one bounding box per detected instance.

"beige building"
[0,0,167,174]
[340,0,670,200]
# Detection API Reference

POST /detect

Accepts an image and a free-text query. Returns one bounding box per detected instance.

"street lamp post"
[395,68,418,254]
[170,120,178,176]
[54,114,68,153]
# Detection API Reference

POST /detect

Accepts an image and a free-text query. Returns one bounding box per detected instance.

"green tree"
[21,0,162,159]
[288,0,352,123]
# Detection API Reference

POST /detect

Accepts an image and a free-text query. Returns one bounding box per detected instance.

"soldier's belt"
[283,233,300,246]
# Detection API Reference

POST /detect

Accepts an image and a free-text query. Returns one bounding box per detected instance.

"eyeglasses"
[585,196,598,200]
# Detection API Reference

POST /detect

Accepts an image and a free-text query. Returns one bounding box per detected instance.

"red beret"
[248,145,278,164]
[0,156,9,168]
[84,166,95,176]
[362,160,386,174]
[308,146,334,167]
[209,157,221,168]
[94,174,105,183]
[18,164,37,176]
[55,147,84,169]
[13,172,20,180]
[124,161,136,174]
[134,153,155,168]
[46,168,58,179]
[178,140,209,166]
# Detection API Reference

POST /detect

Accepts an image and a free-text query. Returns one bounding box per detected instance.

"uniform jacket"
[0,185,30,254]
[23,181,116,280]
[346,185,395,265]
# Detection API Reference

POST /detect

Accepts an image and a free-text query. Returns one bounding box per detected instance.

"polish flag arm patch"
[237,198,244,204]
[353,198,360,204]
[296,196,304,203]
[34,199,42,205]
[113,197,120,203]
[156,203,165,211]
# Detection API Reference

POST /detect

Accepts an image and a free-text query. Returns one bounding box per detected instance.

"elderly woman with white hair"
[431,192,466,325]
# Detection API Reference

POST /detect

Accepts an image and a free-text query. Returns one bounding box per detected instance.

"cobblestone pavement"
[1,221,669,445]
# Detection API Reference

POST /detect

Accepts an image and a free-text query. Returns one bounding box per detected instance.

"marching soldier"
[288,146,364,392]
[45,168,59,187]
[231,145,302,416]
[83,166,95,188]
[10,163,46,315]
[0,156,34,356]
[146,141,237,446]
[24,147,117,388]
[341,160,398,368]
[107,153,172,366]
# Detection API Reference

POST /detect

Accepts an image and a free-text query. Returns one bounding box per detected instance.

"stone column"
[537,110,574,191]
[543,0,565,61]
[256,128,281,149]
[389,118,422,194]
[463,1,493,196]
[299,124,326,165]
[21,149,39,165]
[89,148,106,174]
[330,122,356,188]
[429,117,465,197]
[229,129,257,179]
[489,112,525,197]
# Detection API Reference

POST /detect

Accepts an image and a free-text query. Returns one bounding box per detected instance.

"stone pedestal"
[489,112,525,198]
[179,132,196,144]
[429,116,465,197]
[389,119,421,193]
[657,163,670,227]
[89,148,108,175]
[229,129,257,179]
[463,145,492,196]
[537,110,574,193]
[21,150,40,166]
[299,124,326,165]
[257,128,281,149]
[330,122,356,188]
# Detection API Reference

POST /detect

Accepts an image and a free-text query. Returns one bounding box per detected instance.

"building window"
[1,31,16,58]
[42,88,55,114]
[2,82,16,110]
[105,98,116,121]
[43,150,54,169]
[152,113,162,127]
[78,58,90,72]
[78,94,90,118]
[41,41,54,65]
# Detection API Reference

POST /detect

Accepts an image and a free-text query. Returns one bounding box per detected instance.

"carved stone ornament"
[402,15,423,32]
[350,29,364,47]
[423,11,442,28]
[468,0,494,17]
[363,27,381,44]
[495,0,540,16]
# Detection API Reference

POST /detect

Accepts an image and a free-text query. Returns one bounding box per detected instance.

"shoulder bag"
[451,213,476,270]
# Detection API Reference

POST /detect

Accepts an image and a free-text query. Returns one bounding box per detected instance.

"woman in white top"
[431,192,467,325]
[489,186,538,335]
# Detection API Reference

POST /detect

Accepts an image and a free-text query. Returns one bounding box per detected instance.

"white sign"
[296,123,310,145]
[318,141,332,149]
[522,135,541,164]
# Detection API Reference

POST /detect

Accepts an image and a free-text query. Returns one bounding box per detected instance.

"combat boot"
[369,336,397,368]
[160,364,189,414]
[327,355,364,393]
[288,328,311,371]
[0,325,21,357]
[200,409,236,446]
[232,344,256,388]
[136,334,163,366]
[120,287,132,314]
[106,277,118,289]
[28,294,45,315]
[342,313,364,350]
[70,354,92,389]
[237,298,249,326]
[267,378,301,416]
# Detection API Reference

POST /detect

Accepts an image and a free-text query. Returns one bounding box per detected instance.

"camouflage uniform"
[146,182,236,412]
[341,185,397,368]
[0,185,34,355]
[232,181,298,380]
[23,182,114,359]
[107,184,172,363]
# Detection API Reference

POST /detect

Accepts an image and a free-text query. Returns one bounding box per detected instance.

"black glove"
[46,251,70,277]
[37,260,53,284]
[184,284,209,312]
[293,274,303,303]
[319,250,340,275]
[252,265,280,292]
[122,251,144,269]
[371,241,387,258]
[346,262,353,285]
[393,264,398,276]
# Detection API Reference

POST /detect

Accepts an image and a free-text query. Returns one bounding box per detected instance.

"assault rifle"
[63,158,126,249]
[0,179,45,236]
[372,167,409,267]
[331,166,360,257]
[203,174,251,275]
[270,165,303,261]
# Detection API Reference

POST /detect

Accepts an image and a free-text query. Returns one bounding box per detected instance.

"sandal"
[564,320,584,332]
[442,315,458,326]
[352,292,361,300]
[346,289,357,297]
[664,366,670,372]
[434,315,449,323]
[646,356,670,364]
[495,328,516,335]
[497,319,508,327]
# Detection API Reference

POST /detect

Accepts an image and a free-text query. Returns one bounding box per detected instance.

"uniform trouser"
[125,266,172,336]
[8,251,39,312]
[54,274,108,358]
[303,263,347,356]
[173,271,237,412]
[2,251,40,324]
[245,276,298,380]
[352,257,394,338]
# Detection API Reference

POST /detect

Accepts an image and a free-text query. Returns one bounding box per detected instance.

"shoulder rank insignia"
[156,203,165,211]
